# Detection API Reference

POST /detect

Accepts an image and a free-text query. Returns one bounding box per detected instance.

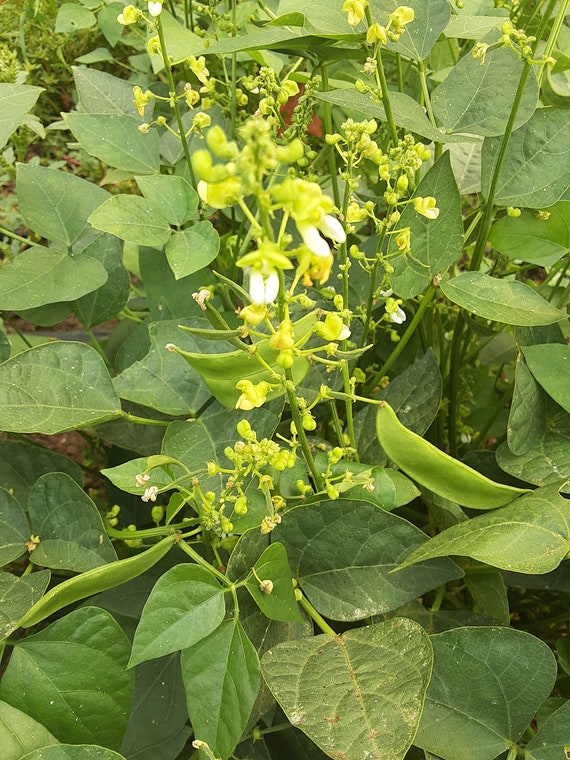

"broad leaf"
[0,247,108,311]
[432,46,538,136]
[415,627,557,760]
[274,498,461,621]
[64,113,160,174]
[0,700,58,760]
[443,14,504,39]
[129,564,226,668]
[0,488,30,565]
[181,619,261,760]
[382,0,451,60]
[490,202,570,266]
[0,83,43,150]
[245,542,303,623]
[0,607,134,750]
[387,152,463,298]
[22,747,127,760]
[16,163,109,247]
[73,66,139,116]
[55,3,96,32]
[525,699,570,759]
[0,342,121,434]
[522,344,570,413]
[165,221,220,279]
[137,174,199,226]
[441,272,565,325]
[397,483,570,574]
[89,195,172,247]
[507,353,546,455]
[0,570,50,640]
[262,618,432,760]
[28,473,117,572]
[482,107,570,207]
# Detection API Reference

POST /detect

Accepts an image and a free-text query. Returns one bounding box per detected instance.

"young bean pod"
[19,534,176,629]
[376,402,530,509]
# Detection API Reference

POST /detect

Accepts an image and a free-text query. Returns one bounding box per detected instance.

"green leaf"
[153,9,205,67]
[120,654,191,760]
[0,570,50,640]
[22,746,127,760]
[245,543,303,623]
[415,627,557,760]
[0,83,43,150]
[490,202,570,266]
[0,488,29,565]
[0,608,134,750]
[432,46,538,136]
[0,341,122,434]
[317,88,470,143]
[522,344,570,413]
[482,107,570,207]
[16,163,110,247]
[165,221,220,280]
[129,564,226,668]
[387,152,463,298]
[181,619,261,760]
[275,498,461,621]
[28,473,117,572]
[89,195,172,247]
[525,699,570,759]
[507,353,547,455]
[73,66,139,116]
[398,482,570,574]
[464,564,510,625]
[383,0,451,60]
[55,3,96,32]
[261,618,433,760]
[97,2,125,47]
[0,700,58,760]
[64,113,160,174]
[441,272,565,325]
[443,14,504,39]
[0,247,108,311]
[113,319,212,416]
[137,174,199,226]
[0,440,82,509]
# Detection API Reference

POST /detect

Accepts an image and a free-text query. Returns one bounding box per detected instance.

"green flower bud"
[234,496,248,515]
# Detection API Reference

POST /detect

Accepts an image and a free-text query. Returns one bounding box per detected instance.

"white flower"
[319,214,346,243]
[135,473,150,487]
[390,307,407,325]
[147,0,162,15]
[338,324,351,340]
[297,214,346,259]
[141,486,159,502]
[249,268,280,305]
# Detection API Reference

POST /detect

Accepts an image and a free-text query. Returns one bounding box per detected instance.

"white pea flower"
[249,267,280,305]
[297,213,346,258]
[390,307,407,325]
[141,486,159,502]
[147,0,163,15]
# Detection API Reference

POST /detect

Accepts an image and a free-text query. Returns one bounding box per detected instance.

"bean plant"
[0,0,569,758]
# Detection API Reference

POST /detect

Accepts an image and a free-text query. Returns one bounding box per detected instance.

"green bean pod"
[19,535,176,629]
[376,402,530,509]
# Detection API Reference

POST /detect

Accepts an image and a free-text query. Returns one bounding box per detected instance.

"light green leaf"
[245,543,303,623]
[64,113,160,174]
[415,627,557,760]
[102,454,190,497]
[275,498,461,621]
[490,202,570,266]
[0,341,122,434]
[165,221,220,280]
[73,66,139,116]
[397,483,570,574]
[0,570,50,640]
[0,83,43,150]
[383,0,451,60]
[448,141,482,195]
[432,47,538,136]
[441,272,565,325]
[522,344,570,413]
[387,152,463,298]
[153,9,206,67]
[0,440,82,509]
[0,607,134,750]
[0,247,108,311]
[22,746,127,760]
[137,174,199,226]
[97,2,125,47]
[0,700,58,760]
[89,195,172,247]
[525,699,570,759]
[482,108,570,207]
[443,14,504,39]
[28,473,117,572]
[0,488,29,566]
[55,3,96,32]
[261,618,433,760]
[317,88,470,143]
[181,619,261,760]
[129,564,226,668]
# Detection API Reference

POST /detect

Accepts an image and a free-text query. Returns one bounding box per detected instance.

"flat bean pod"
[19,534,176,629]
[376,402,530,509]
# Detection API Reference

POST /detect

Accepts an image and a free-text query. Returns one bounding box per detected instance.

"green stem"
[121,412,172,426]
[538,0,570,86]
[365,7,398,145]
[156,14,197,188]
[177,538,232,587]
[0,226,42,247]
[284,373,324,491]
[340,360,358,457]
[418,60,436,127]
[298,593,337,636]
[321,63,341,207]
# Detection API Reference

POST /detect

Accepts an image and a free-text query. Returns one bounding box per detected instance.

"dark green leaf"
[0,488,29,565]
[245,543,303,623]
[507,353,546,455]
[522,344,570,413]
[73,66,139,116]
[0,570,50,639]
[525,699,570,759]
[137,174,199,226]
[383,0,451,60]
[21,747,127,760]
[0,83,43,150]
[0,700,58,760]
[490,203,570,266]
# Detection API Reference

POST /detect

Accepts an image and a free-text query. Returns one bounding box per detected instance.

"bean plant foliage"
[0,0,569,758]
